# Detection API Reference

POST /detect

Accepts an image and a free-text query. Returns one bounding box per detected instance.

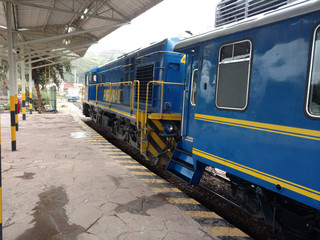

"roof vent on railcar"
[215,0,299,27]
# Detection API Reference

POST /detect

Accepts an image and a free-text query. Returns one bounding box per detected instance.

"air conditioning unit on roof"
[215,0,299,27]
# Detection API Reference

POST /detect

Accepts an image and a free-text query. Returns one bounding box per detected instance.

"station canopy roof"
[0,0,162,65]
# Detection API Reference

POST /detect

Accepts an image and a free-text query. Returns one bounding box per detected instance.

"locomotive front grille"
[135,64,154,104]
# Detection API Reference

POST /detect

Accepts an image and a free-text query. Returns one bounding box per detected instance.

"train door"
[182,54,198,141]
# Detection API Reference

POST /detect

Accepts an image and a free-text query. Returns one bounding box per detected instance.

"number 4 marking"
[180,54,186,64]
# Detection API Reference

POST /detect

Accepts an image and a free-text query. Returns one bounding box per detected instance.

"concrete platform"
[0,104,217,240]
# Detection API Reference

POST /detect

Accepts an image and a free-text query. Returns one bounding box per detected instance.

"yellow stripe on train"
[193,148,320,201]
[195,114,320,141]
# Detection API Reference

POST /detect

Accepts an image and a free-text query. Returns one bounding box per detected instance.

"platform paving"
[0,103,217,240]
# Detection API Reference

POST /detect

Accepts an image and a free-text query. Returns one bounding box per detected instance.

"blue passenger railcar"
[83,38,185,163]
[167,1,320,238]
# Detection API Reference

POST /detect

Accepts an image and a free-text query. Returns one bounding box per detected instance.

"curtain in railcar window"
[191,69,198,106]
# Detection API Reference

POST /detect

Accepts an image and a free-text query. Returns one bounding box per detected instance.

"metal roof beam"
[27,48,87,64]
[28,53,77,64]
[0,0,128,23]
[32,57,80,70]
[18,43,95,60]
[14,22,128,47]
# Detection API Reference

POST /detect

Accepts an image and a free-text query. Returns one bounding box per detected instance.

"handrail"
[94,81,141,130]
[145,81,184,133]
[132,80,140,130]
[93,79,184,134]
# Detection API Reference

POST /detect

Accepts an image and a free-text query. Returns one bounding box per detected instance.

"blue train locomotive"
[83,38,185,163]
[83,0,320,238]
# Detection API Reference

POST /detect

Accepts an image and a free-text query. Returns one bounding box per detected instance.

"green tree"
[64,50,124,84]
[0,59,9,92]
[32,57,72,112]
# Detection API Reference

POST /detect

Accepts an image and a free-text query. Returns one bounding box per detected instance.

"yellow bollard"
[22,93,26,120]
[15,94,18,131]
[29,92,32,114]
[10,95,16,151]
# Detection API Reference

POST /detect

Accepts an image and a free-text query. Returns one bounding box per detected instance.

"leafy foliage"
[0,59,9,93]
[64,50,124,83]
[32,57,72,112]
[32,57,72,89]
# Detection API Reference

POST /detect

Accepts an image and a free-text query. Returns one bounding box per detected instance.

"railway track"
[71,102,277,240]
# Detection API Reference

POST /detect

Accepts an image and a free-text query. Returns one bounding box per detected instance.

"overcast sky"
[88,0,217,53]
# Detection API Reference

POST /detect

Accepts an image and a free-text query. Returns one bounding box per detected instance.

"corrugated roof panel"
[0,4,6,27]
[17,5,50,28]
[0,0,163,60]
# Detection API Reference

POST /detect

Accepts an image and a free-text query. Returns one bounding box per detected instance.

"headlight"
[164,122,174,134]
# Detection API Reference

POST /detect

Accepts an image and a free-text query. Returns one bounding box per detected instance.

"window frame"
[306,24,320,119]
[190,69,198,106]
[215,40,252,111]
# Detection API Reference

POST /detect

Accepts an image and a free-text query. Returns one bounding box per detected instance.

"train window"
[125,59,129,71]
[216,40,252,110]
[98,74,103,83]
[307,26,320,117]
[190,69,198,106]
[220,45,233,62]
[93,74,97,83]
[234,41,251,59]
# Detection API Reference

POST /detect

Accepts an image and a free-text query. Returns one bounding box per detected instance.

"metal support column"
[28,56,32,114]
[21,50,26,120]
[14,47,18,131]
[6,2,16,151]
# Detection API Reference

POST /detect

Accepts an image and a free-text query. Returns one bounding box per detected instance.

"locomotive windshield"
[308,26,320,117]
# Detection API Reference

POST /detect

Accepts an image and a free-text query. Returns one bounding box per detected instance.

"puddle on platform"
[70,131,92,139]
[15,172,36,180]
[115,194,168,216]
[16,186,85,240]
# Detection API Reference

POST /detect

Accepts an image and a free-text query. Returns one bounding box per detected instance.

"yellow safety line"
[109,155,132,159]
[184,211,222,219]
[131,171,156,176]
[107,153,128,156]
[122,165,147,169]
[151,187,182,193]
[204,226,249,237]
[166,198,200,204]
[140,179,168,184]
[115,160,135,163]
